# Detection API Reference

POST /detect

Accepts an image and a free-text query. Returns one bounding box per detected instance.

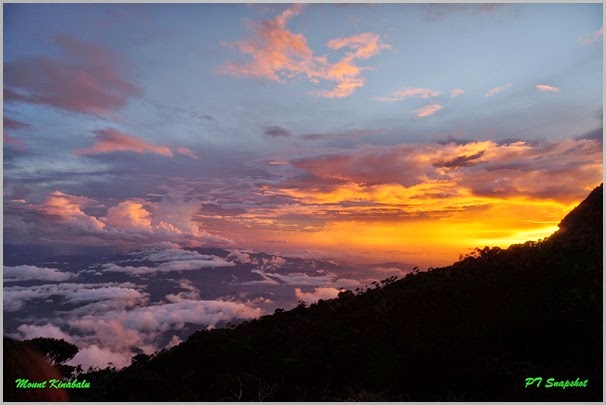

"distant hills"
[9,184,604,401]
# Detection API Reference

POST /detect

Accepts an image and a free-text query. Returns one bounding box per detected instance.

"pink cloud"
[75,128,174,157]
[375,87,442,102]
[31,190,232,249]
[415,104,443,117]
[450,88,465,98]
[68,345,132,370]
[579,26,603,46]
[221,4,311,82]
[485,83,512,97]
[176,146,198,159]
[536,84,560,93]
[3,133,26,150]
[16,324,75,343]
[4,117,31,131]
[3,117,30,149]
[4,36,140,115]
[220,5,389,98]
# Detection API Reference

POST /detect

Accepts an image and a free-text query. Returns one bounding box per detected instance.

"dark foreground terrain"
[5,184,603,401]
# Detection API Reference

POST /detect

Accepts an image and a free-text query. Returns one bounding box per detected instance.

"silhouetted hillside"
[56,185,606,401]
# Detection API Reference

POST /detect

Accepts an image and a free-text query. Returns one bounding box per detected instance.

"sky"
[3,2,603,370]
[3,3,603,264]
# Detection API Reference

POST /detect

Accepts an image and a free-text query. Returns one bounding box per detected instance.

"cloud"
[165,279,201,302]
[176,146,198,159]
[100,248,236,276]
[375,87,442,102]
[220,4,389,98]
[415,104,443,117]
[4,265,75,282]
[75,128,174,157]
[65,299,262,353]
[63,286,144,306]
[135,247,219,262]
[536,84,560,93]
[156,258,234,271]
[29,191,232,249]
[99,263,157,276]
[579,26,603,46]
[263,126,292,138]
[4,282,143,313]
[4,133,27,149]
[485,83,512,96]
[105,201,153,232]
[372,266,409,277]
[450,88,464,98]
[295,287,340,304]
[15,323,75,343]
[250,265,360,289]
[270,138,602,209]
[327,32,389,59]
[227,250,252,264]
[4,117,31,132]
[67,345,132,371]
[38,191,106,232]
[7,281,264,370]
[4,36,140,115]
[3,117,30,149]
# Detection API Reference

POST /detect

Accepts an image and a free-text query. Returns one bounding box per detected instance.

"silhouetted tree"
[25,337,79,366]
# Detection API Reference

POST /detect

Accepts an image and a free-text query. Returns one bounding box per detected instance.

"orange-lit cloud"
[376,87,442,102]
[32,190,231,249]
[75,128,174,157]
[250,137,602,265]
[39,191,106,231]
[327,32,390,60]
[105,201,153,232]
[579,26,603,46]
[220,5,389,98]
[313,77,365,98]
[415,104,443,117]
[536,84,560,93]
[485,83,512,96]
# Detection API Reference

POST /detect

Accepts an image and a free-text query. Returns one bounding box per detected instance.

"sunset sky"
[3,2,604,370]
[4,3,603,266]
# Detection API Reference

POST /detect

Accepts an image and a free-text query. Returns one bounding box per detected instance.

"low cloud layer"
[295,287,340,304]
[4,265,76,282]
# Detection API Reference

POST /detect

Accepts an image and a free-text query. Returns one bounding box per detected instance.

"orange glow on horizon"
[228,192,581,267]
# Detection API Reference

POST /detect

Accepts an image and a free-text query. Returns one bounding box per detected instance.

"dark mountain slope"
[74,184,602,401]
